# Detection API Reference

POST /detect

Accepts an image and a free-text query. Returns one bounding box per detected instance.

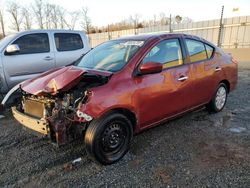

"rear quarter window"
[205,44,214,59]
[54,33,83,52]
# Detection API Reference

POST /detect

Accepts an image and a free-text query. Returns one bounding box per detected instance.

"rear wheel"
[84,112,133,165]
[207,83,228,113]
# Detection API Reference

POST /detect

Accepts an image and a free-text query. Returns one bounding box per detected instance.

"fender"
[0,81,23,111]
[0,57,9,94]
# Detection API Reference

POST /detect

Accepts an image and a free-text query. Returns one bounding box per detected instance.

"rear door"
[183,38,220,105]
[52,32,90,67]
[2,33,55,89]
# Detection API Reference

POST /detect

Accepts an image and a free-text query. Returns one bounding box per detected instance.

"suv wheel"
[84,112,133,165]
[207,83,228,112]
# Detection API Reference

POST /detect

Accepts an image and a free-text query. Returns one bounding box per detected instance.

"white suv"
[0,30,90,93]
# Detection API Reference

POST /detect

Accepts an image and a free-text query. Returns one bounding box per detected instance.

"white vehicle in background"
[0,29,91,94]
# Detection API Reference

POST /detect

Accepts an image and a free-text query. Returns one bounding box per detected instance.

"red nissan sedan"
[3,33,238,164]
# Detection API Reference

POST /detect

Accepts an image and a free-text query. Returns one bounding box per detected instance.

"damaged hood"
[21,66,88,95]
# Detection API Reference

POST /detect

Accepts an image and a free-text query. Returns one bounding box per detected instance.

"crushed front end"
[9,66,111,146]
[12,88,91,145]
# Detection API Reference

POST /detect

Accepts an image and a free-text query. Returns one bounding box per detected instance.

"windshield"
[77,40,144,72]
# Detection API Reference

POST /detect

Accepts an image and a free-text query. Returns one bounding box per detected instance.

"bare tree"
[33,0,44,29]
[44,2,52,29]
[32,1,70,30]
[50,5,60,29]
[81,7,91,34]
[129,14,141,34]
[129,14,141,27]
[0,9,5,37]
[159,12,168,25]
[57,8,67,29]
[7,1,23,31]
[153,14,157,26]
[22,7,32,30]
[44,3,62,29]
[67,11,80,30]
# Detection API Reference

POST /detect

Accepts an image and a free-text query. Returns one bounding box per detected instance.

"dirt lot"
[0,70,250,187]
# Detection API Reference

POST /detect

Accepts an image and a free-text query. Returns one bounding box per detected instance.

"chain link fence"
[88,16,250,49]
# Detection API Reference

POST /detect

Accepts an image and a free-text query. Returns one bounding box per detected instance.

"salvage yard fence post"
[217,5,224,47]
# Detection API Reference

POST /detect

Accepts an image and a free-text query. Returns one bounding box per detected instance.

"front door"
[134,38,194,128]
[2,33,55,89]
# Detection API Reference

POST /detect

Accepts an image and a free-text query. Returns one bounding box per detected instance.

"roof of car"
[115,33,203,41]
[113,32,214,46]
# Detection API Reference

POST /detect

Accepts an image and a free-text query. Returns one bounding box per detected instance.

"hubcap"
[215,86,227,110]
[101,123,126,154]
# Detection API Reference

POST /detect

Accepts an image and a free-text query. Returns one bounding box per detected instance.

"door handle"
[215,67,222,72]
[44,56,53,61]
[178,76,188,81]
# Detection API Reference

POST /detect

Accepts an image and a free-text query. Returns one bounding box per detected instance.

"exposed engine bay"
[13,72,110,146]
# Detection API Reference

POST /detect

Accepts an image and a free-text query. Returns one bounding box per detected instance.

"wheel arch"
[99,107,137,132]
[220,79,230,92]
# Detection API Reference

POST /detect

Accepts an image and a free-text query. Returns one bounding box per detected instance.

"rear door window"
[12,33,50,54]
[54,33,83,52]
[185,39,207,63]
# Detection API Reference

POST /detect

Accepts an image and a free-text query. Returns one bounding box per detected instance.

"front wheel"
[207,83,228,113]
[84,113,133,165]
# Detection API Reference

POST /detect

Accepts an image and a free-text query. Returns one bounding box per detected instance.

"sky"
[1,0,250,27]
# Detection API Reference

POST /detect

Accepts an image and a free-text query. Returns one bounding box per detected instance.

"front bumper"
[12,107,49,135]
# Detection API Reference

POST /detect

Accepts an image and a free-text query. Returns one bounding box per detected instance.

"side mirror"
[139,62,163,75]
[5,44,20,55]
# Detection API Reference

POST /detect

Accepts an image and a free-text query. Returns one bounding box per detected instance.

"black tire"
[0,94,4,115]
[84,112,133,165]
[207,83,228,113]
[0,93,4,103]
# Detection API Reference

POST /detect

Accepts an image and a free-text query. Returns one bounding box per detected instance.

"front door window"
[142,38,183,69]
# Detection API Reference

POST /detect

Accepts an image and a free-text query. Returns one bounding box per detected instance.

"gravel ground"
[0,70,250,187]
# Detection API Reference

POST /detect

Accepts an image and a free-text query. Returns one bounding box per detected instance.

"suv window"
[185,39,207,63]
[142,39,183,69]
[12,33,50,54]
[54,33,83,52]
